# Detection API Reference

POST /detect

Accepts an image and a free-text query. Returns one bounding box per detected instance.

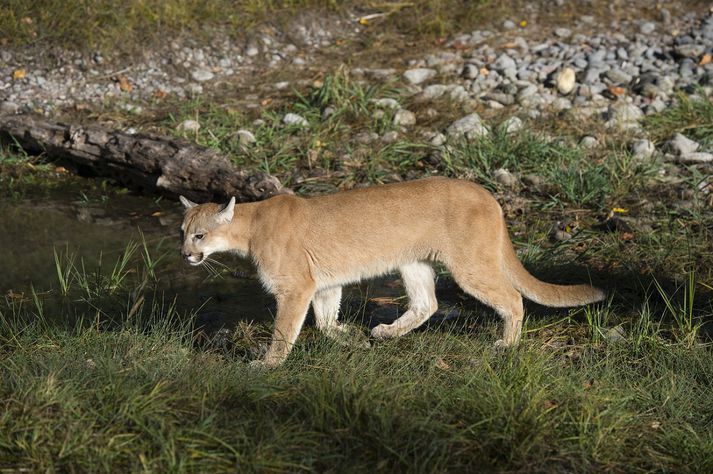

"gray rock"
[449,85,469,102]
[556,67,577,94]
[552,230,572,241]
[0,101,20,114]
[494,168,517,187]
[665,133,699,156]
[676,152,713,164]
[552,97,572,111]
[554,27,572,38]
[381,131,399,144]
[484,92,515,105]
[604,68,633,85]
[420,84,448,100]
[283,113,309,127]
[235,129,256,146]
[446,113,489,139]
[493,54,517,74]
[463,64,479,79]
[355,132,378,144]
[403,68,437,85]
[580,136,599,149]
[371,98,400,109]
[177,119,201,132]
[393,109,416,127]
[503,116,523,134]
[630,139,655,160]
[503,20,516,30]
[607,103,644,129]
[429,132,446,146]
[675,44,705,59]
[605,325,627,344]
[191,68,215,82]
[640,22,656,35]
[322,106,336,120]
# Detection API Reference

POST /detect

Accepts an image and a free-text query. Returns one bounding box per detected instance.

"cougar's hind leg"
[448,253,524,347]
[371,262,438,339]
[312,286,348,338]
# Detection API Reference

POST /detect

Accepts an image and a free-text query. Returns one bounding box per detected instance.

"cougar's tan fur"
[180,177,604,367]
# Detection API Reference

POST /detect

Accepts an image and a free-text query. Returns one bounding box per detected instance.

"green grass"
[0,0,499,53]
[645,92,713,148]
[2,295,712,471]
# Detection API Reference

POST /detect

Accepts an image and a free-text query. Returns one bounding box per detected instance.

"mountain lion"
[179,177,604,367]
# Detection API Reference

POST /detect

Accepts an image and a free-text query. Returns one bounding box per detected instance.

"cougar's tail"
[501,226,605,307]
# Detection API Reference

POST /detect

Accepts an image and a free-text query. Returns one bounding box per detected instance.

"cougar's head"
[179,195,236,265]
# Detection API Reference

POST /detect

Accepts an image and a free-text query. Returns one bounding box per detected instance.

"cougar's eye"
[194,234,204,240]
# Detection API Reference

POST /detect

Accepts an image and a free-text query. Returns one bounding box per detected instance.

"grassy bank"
[2,297,712,472]
[1,235,712,472]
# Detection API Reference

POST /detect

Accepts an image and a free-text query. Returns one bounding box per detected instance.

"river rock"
[494,168,517,187]
[446,113,489,139]
[420,84,448,100]
[235,129,256,145]
[503,116,523,134]
[283,113,309,127]
[403,68,436,85]
[630,139,655,160]
[191,68,215,82]
[580,136,599,148]
[393,109,416,127]
[556,67,576,94]
[0,101,20,114]
[607,103,644,129]
[371,98,400,109]
[665,133,699,156]
[177,119,201,132]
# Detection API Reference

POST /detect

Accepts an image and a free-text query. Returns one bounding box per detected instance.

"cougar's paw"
[493,339,510,351]
[371,323,396,340]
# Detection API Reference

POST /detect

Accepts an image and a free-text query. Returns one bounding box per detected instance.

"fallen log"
[0,115,289,202]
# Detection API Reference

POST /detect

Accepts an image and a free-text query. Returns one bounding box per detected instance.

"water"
[0,177,274,327]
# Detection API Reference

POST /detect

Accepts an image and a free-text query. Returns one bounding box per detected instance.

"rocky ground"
[1,4,712,161]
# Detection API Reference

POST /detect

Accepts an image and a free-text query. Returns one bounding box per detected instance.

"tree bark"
[0,115,289,202]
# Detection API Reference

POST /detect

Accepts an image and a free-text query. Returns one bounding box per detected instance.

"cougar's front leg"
[258,284,315,367]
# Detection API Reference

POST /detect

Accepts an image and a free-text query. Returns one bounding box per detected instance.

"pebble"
[605,325,627,344]
[191,68,215,82]
[556,67,576,94]
[607,102,644,129]
[381,131,399,144]
[420,84,448,100]
[371,98,400,109]
[630,139,655,160]
[283,113,309,127]
[235,129,256,146]
[0,101,20,114]
[580,136,599,148]
[403,68,437,85]
[676,152,713,164]
[177,119,201,132]
[494,168,518,187]
[429,132,446,146]
[393,109,416,127]
[503,116,523,134]
[446,113,488,138]
[665,133,699,156]
[640,22,656,35]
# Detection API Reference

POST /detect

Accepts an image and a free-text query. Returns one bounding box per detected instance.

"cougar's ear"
[216,196,236,224]
[179,195,198,209]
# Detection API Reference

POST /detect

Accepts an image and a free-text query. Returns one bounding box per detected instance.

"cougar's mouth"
[184,253,205,266]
